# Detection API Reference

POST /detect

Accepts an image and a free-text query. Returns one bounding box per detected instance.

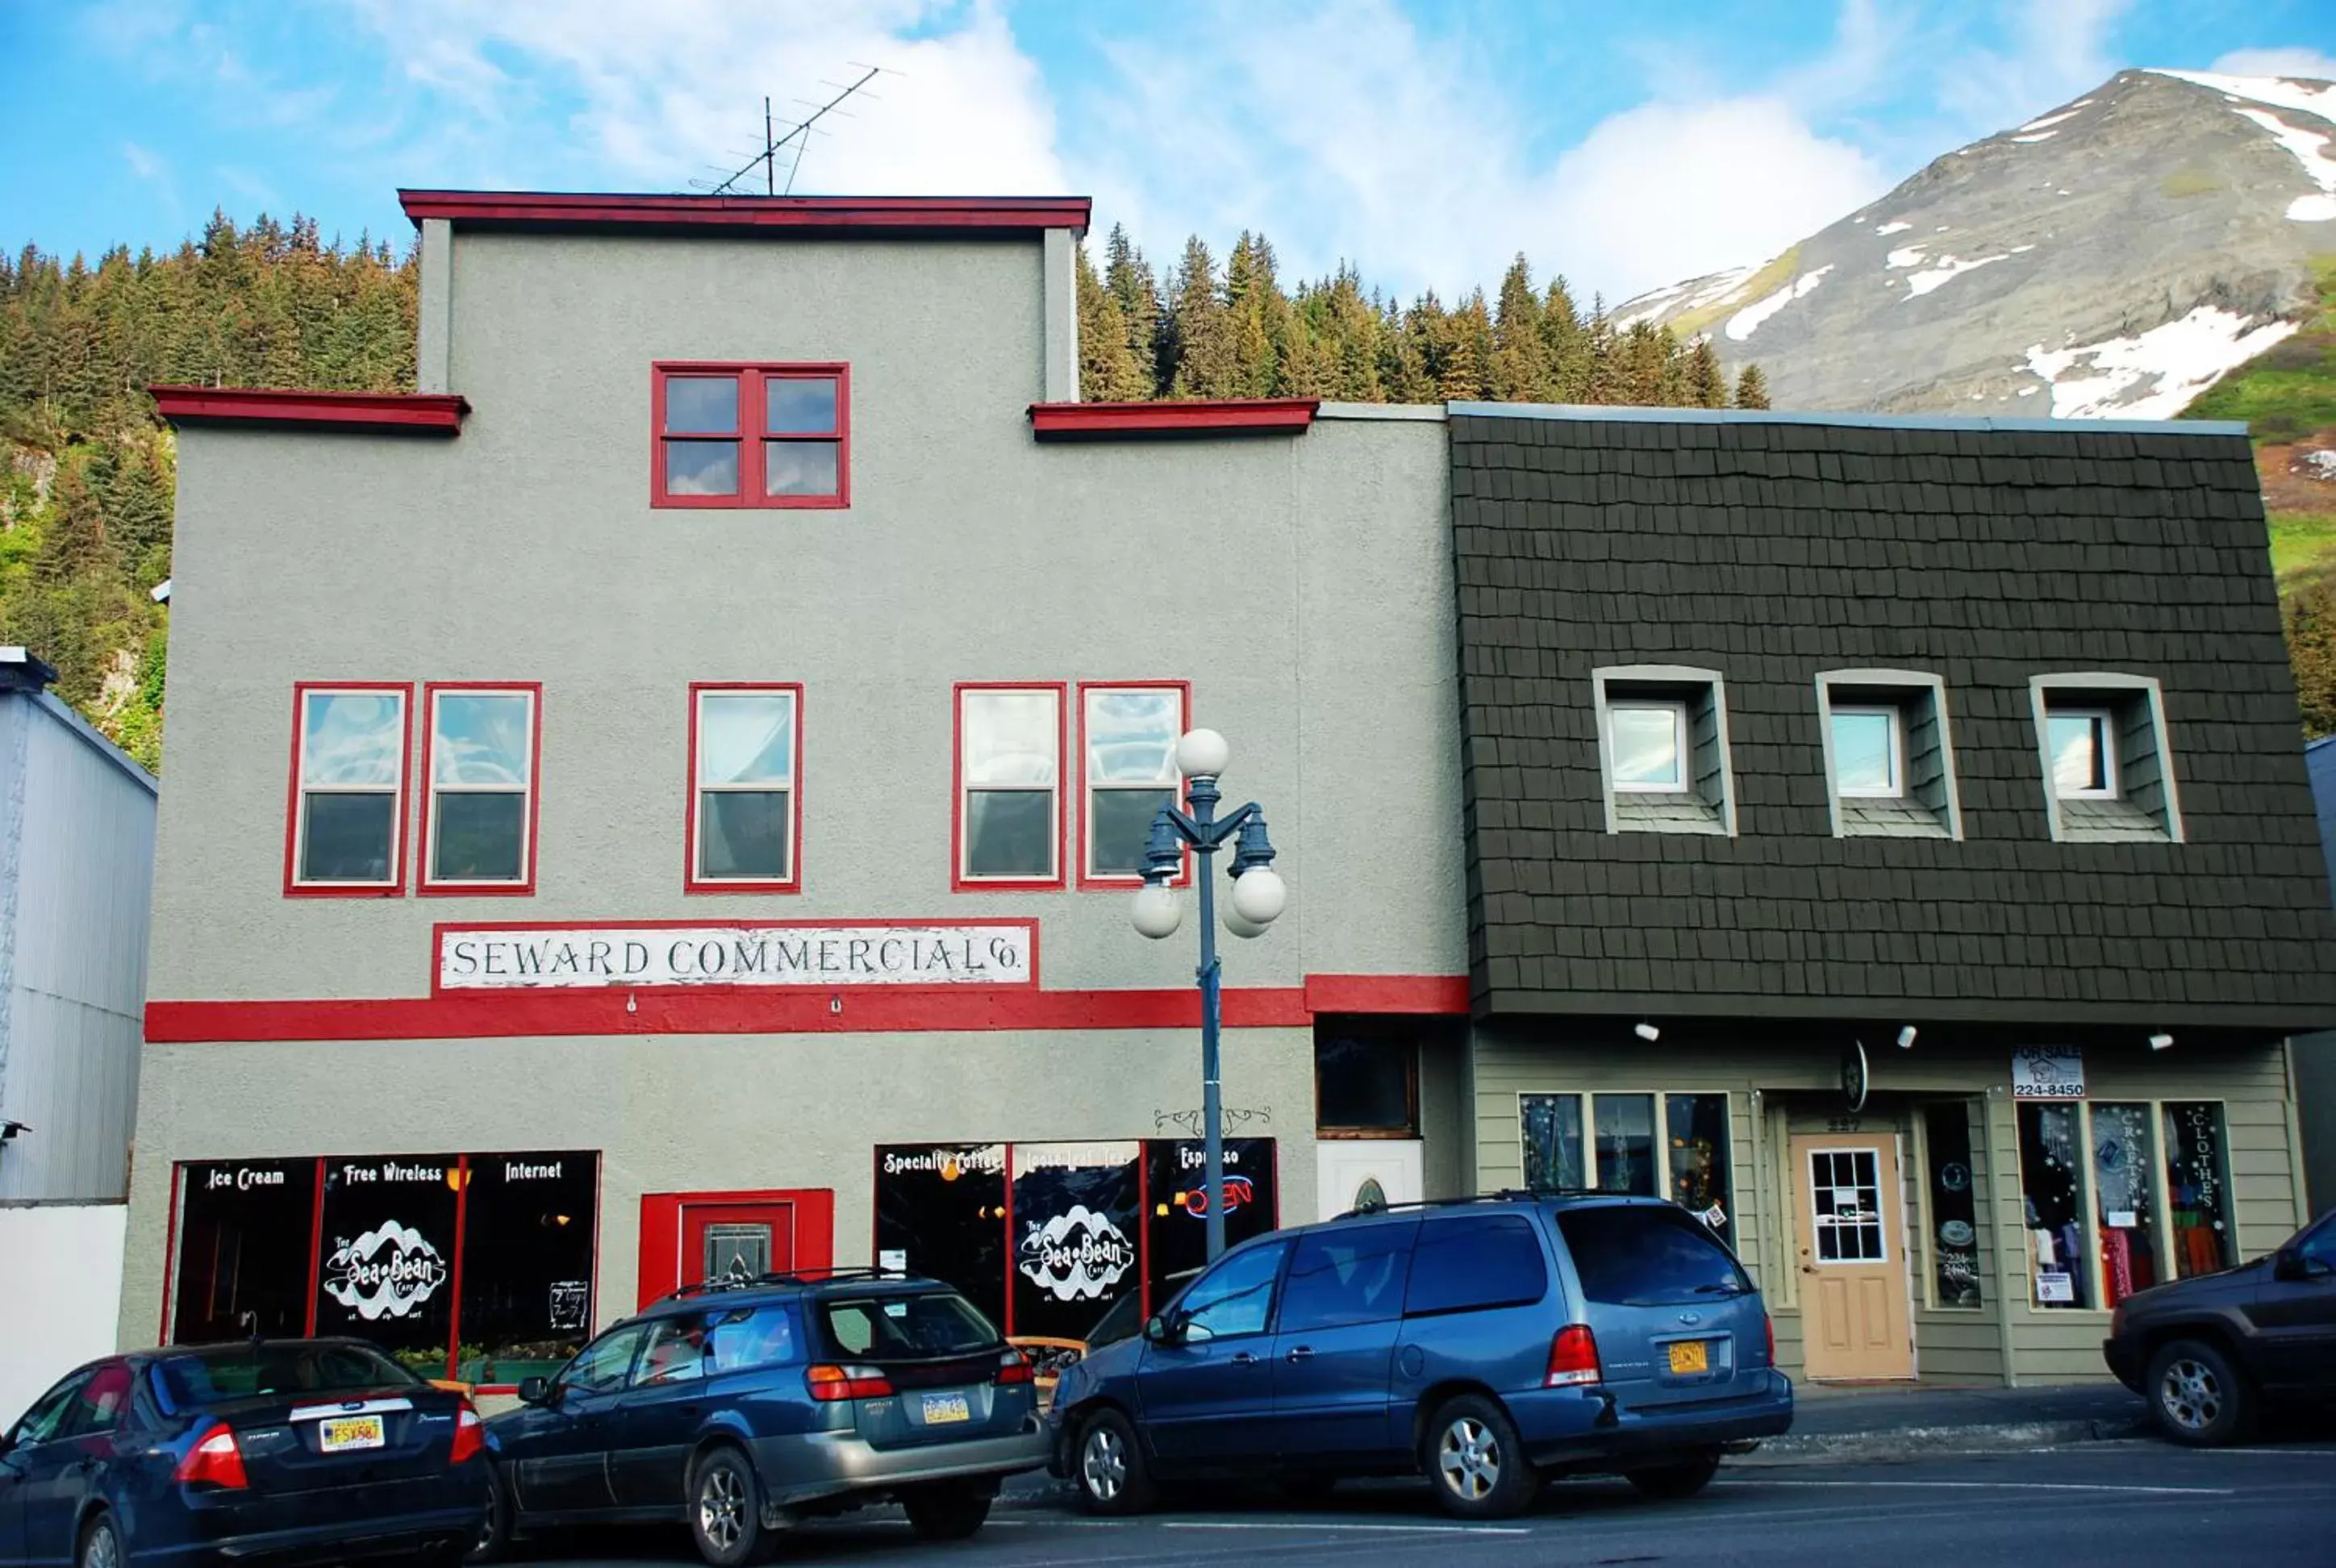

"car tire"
[77,1513,123,1568]
[468,1462,514,1563]
[1625,1448,1723,1500]
[1420,1393,1537,1520]
[1073,1407,1158,1516]
[2146,1337,2255,1447]
[688,1445,777,1566]
[902,1482,992,1541]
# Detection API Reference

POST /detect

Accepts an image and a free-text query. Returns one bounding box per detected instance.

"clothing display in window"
[2017,1103,2089,1309]
[2090,1102,2158,1307]
[2163,1102,2235,1278]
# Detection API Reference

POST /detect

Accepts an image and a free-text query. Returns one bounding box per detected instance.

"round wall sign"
[1940,1220,1975,1247]
[1841,1039,1870,1113]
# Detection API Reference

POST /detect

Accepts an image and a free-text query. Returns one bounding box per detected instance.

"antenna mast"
[698,66,887,198]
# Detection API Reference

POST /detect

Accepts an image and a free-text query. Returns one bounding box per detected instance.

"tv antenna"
[695,65,891,198]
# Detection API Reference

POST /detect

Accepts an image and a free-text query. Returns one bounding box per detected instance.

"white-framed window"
[1520,1090,1735,1246]
[1607,701,1690,793]
[956,683,1065,888]
[286,684,411,894]
[1078,682,1187,885]
[421,685,538,891]
[1829,705,1903,798]
[2046,708,2116,799]
[688,684,800,892]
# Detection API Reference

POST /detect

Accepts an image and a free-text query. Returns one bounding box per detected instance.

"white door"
[1316,1141,1425,1220]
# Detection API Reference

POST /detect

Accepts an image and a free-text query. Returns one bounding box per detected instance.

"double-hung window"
[956,684,1064,889]
[1078,682,1188,885]
[652,363,849,509]
[688,684,801,892]
[286,684,411,895]
[421,684,539,892]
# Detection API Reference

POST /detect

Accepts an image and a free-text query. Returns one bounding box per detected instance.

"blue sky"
[4,1,2332,302]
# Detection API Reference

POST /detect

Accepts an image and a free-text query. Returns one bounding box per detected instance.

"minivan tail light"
[995,1349,1033,1387]
[174,1423,249,1489]
[1764,1314,1775,1368]
[449,1401,486,1464]
[806,1363,895,1402]
[1546,1324,1601,1388]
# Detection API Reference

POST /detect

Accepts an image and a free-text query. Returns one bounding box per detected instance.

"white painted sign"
[322,1221,448,1320]
[2011,1047,2085,1100]
[437,924,1034,990]
[1017,1206,1137,1301]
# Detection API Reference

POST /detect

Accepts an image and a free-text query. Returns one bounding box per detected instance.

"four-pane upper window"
[690,685,801,891]
[288,686,410,893]
[957,685,1064,888]
[1080,684,1187,883]
[423,686,539,892]
[653,364,849,509]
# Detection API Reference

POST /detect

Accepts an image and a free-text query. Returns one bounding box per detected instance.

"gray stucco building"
[127,187,2333,1390]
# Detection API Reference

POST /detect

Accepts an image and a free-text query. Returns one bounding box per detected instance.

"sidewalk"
[1748,1380,2150,1462]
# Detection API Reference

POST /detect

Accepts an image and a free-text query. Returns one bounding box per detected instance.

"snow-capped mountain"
[1613,69,2336,417]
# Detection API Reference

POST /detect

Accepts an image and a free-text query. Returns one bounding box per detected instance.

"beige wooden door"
[1791,1135,1915,1380]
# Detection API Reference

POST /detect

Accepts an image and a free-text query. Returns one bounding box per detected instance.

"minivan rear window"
[820,1292,999,1360]
[1404,1215,1549,1316]
[150,1343,416,1413]
[1557,1205,1750,1305]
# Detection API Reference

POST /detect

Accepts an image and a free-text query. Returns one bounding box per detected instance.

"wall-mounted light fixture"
[1896,1025,1918,1049]
[1633,1020,1661,1042]
[2149,1032,2174,1051]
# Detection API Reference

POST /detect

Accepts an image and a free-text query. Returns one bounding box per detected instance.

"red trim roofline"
[1028,398,1320,440]
[398,190,1091,239]
[150,387,469,435]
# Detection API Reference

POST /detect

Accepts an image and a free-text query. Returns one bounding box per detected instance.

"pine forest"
[2,211,1756,767]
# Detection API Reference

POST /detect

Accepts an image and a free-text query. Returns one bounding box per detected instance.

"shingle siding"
[1450,412,2336,1028]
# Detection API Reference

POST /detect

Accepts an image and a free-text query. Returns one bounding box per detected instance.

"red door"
[636,1189,836,1308]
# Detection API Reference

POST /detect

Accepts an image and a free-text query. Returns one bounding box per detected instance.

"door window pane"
[1404,1216,1549,1316]
[1809,1149,1888,1263]
[1522,1094,1585,1191]
[299,794,396,882]
[1174,1240,1287,1342]
[2163,1103,2234,1278]
[764,440,840,497]
[2048,711,2111,795]
[1830,708,1898,795]
[561,1325,647,1395]
[664,376,739,434]
[1555,1207,1750,1303]
[965,790,1053,878]
[1609,705,1684,789]
[2017,1103,2090,1308]
[1316,1030,1416,1132]
[1277,1222,1418,1332]
[8,1374,91,1446]
[432,793,525,882]
[639,1313,715,1385]
[664,440,740,496]
[765,377,839,435]
[2091,1103,2159,1307]
[707,1307,797,1373]
[1665,1094,1733,1248]
[1593,1094,1658,1196]
[1922,1104,1984,1307]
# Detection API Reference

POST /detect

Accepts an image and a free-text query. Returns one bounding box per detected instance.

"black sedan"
[0,1339,489,1567]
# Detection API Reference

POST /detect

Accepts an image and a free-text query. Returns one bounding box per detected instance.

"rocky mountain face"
[1615,69,2336,417]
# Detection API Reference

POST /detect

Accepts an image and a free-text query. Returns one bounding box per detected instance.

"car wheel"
[1625,1448,1723,1500]
[1421,1393,1537,1520]
[1074,1408,1157,1516]
[902,1482,992,1541]
[469,1462,513,1562]
[2146,1337,2254,1446]
[77,1513,123,1568]
[688,1446,776,1566]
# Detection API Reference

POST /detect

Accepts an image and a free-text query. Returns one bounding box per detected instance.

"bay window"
[286,684,410,895]
[421,684,538,892]
[956,683,1064,888]
[688,684,801,892]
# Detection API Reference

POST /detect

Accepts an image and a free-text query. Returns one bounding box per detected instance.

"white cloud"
[122,142,166,183]
[1935,0,2131,136]
[2209,48,2336,82]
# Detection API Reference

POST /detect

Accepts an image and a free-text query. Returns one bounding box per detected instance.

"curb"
[1737,1416,2150,1464]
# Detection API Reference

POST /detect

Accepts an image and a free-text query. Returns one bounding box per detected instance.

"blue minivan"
[1045,1194,1792,1519]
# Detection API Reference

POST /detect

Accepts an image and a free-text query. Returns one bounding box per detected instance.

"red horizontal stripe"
[150,387,469,433]
[1028,399,1320,440]
[398,190,1092,236]
[144,974,1466,1042]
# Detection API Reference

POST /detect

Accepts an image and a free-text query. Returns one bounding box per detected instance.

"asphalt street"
[512,1436,2336,1566]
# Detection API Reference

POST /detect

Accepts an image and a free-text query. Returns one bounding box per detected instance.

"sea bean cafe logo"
[323,1221,449,1321]
[437,923,1033,990]
[1018,1207,1137,1302]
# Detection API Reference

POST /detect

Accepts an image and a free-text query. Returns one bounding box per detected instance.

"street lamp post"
[1130,728,1287,1261]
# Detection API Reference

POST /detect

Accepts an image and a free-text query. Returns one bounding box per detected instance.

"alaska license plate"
[1666,1341,1709,1375]
[920,1392,972,1425]
[319,1415,386,1453]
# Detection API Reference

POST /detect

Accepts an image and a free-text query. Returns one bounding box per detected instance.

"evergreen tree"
[1491,256,1547,401]
[1165,237,1237,398]
[1102,226,1165,396]
[1686,338,1729,408]
[1074,245,1148,402]
[1733,363,1772,409]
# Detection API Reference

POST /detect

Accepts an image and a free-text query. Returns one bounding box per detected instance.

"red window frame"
[1076,680,1193,890]
[282,681,413,898]
[650,362,850,510]
[418,682,543,897]
[685,682,805,895]
[951,681,1068,893]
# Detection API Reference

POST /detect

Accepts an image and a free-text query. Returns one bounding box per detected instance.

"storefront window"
[317,1155,462,1370]
[1594,1094,1658,1196]
[171,1161,318,1343]
[1921,1103,1984,1307]
[455,1153,599,1383]
[1665,1094,1733,1248]
[2090,1103,2159,1307]
[2017,1103,2089,1309]
[1521,1095,1585,1191]
[1009,1143,1142,1342]
[874,1144,1007,1332]
[1314,1023,1418,1135]
[2163,1102,2234,1278]
[1142,1138,1279,1316]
